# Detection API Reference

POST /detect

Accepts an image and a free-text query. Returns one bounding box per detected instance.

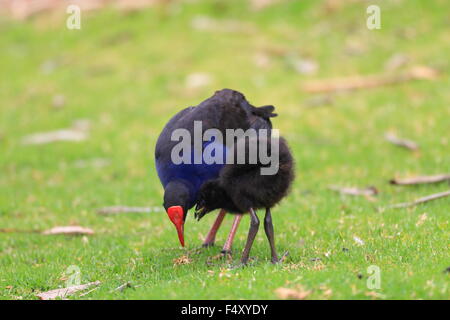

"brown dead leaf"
[22,120,90,145]
[207,253,232,263]
[185,72,212,90]
[250,0,278,11]
[42,226,94,236]
[329,185,378,197]
[22,129,87,145]
[385,53,409,71]
[36,281,100,300]
[385,132,419,151]
[415,213,428,227]
[191,16,255,34]
[302,66,438,93]
[173,255,192,266]
[275,286,311,300]
[97,206,161,215]
[390,174,450,185]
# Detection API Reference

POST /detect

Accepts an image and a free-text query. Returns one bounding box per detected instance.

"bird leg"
[263,208,279,263]
[202,209,226,247]
[241,208,260,265]
[221,214,243,255]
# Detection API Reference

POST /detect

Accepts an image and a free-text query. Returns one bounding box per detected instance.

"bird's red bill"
[167,205,185,247]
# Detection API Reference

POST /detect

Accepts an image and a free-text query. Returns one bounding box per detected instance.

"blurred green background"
[0,0,449,299]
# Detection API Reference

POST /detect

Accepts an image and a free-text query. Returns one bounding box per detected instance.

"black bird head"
[163,181,190,247]
[194,180,223,221]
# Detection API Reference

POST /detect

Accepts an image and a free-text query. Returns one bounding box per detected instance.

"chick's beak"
[194,202,207,221]
[167,206,185,247]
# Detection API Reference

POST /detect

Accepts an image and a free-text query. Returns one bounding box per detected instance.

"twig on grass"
[36,281,101,300]
[390,174,450,185]
[387,190,450,209]
[113,282,133,292]
[78,286,100,297]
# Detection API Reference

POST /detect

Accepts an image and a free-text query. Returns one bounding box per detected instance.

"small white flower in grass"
[353,236,365,246]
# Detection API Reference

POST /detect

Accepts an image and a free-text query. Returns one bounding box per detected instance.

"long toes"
[270,251,289,264]
[229,262,246,269]
[202,242,215,248]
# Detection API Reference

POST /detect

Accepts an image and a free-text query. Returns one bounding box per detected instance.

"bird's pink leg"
[202,209,226,247]
[221,214,243,254]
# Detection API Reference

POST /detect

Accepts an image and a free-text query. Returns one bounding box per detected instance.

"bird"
[155,89,277,251]
[194,135,294,264]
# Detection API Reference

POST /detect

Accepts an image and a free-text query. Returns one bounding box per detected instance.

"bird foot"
[271,251,289,264]
[202,242,215,248]
[238,256,256,267]
[220,251,233,263]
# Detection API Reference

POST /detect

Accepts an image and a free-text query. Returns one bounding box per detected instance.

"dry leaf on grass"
[304,94,334,108]
[329,185,378,198]
[191,16,255,34]
[97,206,161,215]
[302,66,438,93]
[74,158,111,169]
[22,120,90,145]
[250,0,278,11]
[185,72,212,89]
[36,281,100,300]
[173,255,192,266]
[115,0,161,12]
[384,53,409,71]
[275,286,311,300]
[384,132,419,151]
[207,253,232,263]
[1,0,161,20]
[22,129,87,145]
[390,174,450,185]
[287,57,318,75]
[415,213,428,227]
[52,94,66,109]
[42,226,94,236]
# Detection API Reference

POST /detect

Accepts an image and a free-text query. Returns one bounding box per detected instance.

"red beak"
[167,206,185,247]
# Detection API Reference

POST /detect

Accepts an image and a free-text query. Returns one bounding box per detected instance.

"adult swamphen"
[195,135,294,264]
[155,89,276,250]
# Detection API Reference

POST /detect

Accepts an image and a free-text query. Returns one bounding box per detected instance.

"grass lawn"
[0,0,449,299]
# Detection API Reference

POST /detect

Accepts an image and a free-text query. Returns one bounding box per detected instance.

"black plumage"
[195,136,295,264]
[195,136,294,215]
[155,89,277,248]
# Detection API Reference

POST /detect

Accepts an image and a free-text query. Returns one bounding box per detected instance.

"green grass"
[0,0,449,299]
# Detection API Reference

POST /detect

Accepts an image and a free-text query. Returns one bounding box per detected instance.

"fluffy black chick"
[195,135,294,264]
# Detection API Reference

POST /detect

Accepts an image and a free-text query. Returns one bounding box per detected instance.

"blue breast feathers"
[156,139,228,208]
